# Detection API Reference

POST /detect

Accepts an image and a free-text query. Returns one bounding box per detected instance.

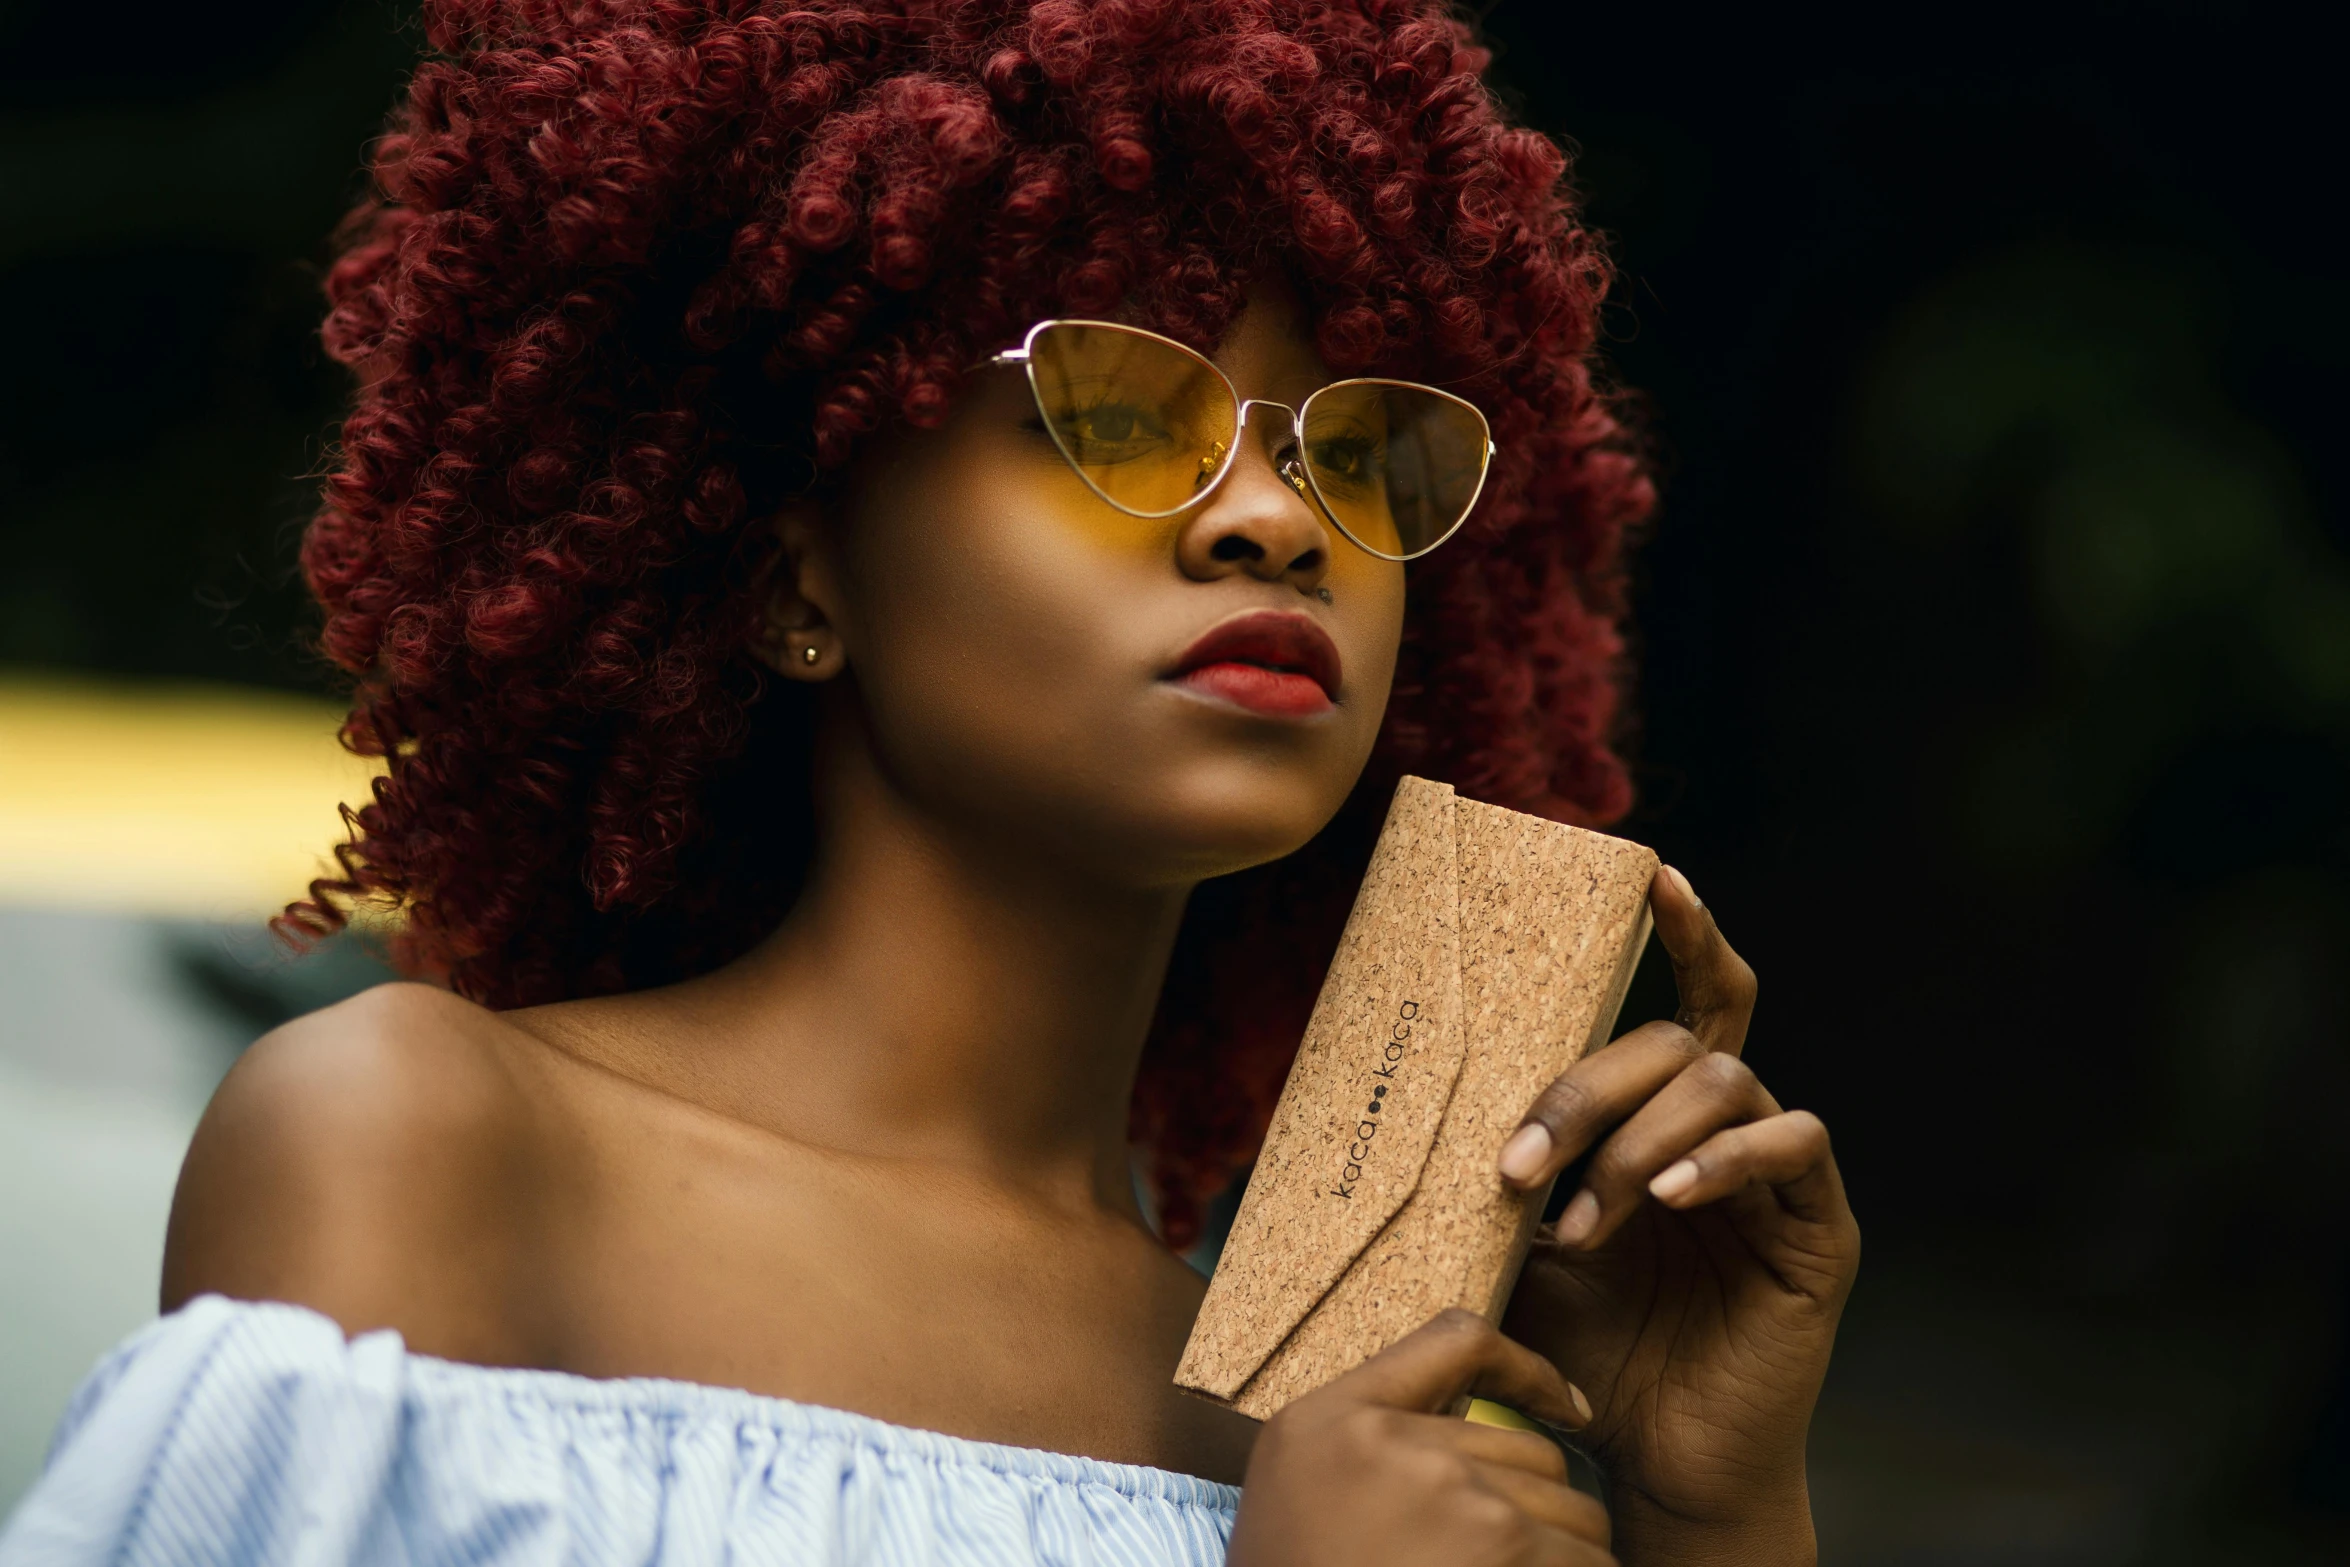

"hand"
[1494,867,1858,1567]
[1226,1310,1616,1567]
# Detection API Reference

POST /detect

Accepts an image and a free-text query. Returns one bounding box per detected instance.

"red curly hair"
[290,0,1652,1247]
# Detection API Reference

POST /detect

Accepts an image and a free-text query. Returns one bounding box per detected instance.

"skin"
[163,284,1858,1566]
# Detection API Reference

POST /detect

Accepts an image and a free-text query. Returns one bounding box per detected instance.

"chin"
[1104,754,1363,886]
[871,685,1376,889]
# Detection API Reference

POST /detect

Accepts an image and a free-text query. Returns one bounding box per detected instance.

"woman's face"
[795,283,1406,888]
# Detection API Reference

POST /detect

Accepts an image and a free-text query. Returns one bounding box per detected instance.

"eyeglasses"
[987,319,1493,562]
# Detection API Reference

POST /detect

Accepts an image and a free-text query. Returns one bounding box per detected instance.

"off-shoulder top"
[0,1295,1240,1566]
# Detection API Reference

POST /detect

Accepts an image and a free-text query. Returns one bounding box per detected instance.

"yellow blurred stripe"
[1464,1397,1544,1433]
[0,675,383,919]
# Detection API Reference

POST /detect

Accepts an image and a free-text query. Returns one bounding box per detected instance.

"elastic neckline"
[201,1295,1243,1514]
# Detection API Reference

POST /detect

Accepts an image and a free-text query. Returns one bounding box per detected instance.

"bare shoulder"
[161,981,550,1362]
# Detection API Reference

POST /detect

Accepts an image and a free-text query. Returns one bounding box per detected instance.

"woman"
[1,3,1857,1564]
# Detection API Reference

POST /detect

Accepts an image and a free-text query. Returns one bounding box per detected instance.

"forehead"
[1205,281,1332,402]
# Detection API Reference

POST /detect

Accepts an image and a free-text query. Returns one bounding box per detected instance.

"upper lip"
[1167,610,1343,701]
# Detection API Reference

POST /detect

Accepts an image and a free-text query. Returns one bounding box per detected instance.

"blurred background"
[0,0,2341,1558]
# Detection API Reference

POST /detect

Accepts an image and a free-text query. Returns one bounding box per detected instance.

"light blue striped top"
[0,1295,1240,1566]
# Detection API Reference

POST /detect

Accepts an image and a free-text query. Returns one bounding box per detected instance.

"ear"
[749,501,848,681]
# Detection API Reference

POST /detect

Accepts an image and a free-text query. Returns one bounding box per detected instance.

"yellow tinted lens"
[1301,383,1489,558]
[1027,324,1238,516]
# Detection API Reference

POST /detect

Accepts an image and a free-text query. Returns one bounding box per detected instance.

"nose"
[1173,410,1331,594]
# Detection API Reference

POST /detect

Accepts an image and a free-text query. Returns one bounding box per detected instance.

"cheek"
[1022,459,1186,559]
[836,443,1159,764]
[1325,549,1408,704]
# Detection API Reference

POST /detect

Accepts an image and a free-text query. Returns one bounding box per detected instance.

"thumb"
[1332,1309,1592,1431]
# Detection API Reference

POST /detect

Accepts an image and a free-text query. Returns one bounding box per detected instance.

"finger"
[1382,1411,1571,1481]
[1650,865,1756,1057]
[1647,1108,1843,1225]
[1521,1532,1617,1567]
[1552,1050,1780,1249]
[1468,1462,1612,1547]
[1338,1309,1593,1431]
[1376,1416,1613,1558]
[1447,1416,1571,1482]
[1499,1020,1706,1190]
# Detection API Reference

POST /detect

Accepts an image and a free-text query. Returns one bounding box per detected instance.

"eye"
[1071,402,1165,445]
[1308,434,1383,488]
[1083,405,1131,441]
[1037,384,1179,467]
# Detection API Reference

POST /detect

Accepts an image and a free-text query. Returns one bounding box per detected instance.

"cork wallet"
[1176,775,1658,1421]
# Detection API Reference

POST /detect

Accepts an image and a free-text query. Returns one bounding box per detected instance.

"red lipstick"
[1166,610,1342,718]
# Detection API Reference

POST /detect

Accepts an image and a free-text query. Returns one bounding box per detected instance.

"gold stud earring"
[801,644,820,666]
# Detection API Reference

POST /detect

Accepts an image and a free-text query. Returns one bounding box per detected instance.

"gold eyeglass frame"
[986,318,1495,563]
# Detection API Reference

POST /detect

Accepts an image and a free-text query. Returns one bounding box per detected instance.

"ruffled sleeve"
[0,1295,1240,1567]
[1,1296,425,1566]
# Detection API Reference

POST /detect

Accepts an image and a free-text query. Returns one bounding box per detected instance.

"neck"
[677,700,1192,1215]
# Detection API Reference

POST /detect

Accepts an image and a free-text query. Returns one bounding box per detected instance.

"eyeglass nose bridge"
[1232,398,1315,502]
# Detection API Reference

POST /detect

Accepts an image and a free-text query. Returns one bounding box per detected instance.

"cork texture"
[1175,777,1657,1420]
[1175,776,1466,1401]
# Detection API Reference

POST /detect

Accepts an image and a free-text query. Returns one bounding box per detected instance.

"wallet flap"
[1175,776,1471,1400]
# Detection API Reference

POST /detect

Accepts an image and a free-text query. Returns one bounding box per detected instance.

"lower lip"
[1171,662,1335,717]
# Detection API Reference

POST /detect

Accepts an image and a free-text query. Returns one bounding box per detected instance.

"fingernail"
[1499,1123,1551,1184]
[1665,865,1702,909]
[1555,1188,1599,1244]
[1569,1383,1593,1425]
[1649,1159,1700,1201]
